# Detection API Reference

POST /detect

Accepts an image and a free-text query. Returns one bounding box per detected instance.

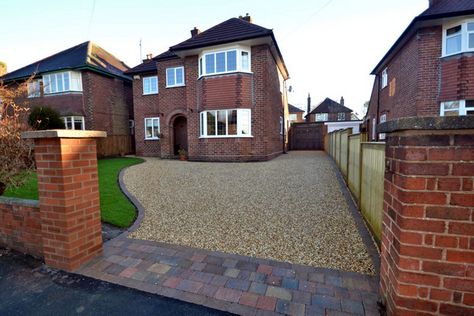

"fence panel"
[360,142,385,242]
[347,134,361,204]
[97,135,134,157]
[339,129,351,179]
[334,131,341,166]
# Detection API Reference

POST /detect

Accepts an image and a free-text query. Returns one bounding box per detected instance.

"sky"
[0,0,428,117]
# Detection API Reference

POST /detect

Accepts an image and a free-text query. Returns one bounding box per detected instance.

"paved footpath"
[78,237,381,316]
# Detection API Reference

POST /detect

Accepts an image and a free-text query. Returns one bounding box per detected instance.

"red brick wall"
[27,93,85,117]
[132,44,286,161]
[0,198,42,257]
[381,129,474,315]
[440,54,474,102]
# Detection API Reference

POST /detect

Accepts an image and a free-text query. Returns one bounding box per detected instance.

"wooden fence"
[328,128,385,243]
[97,135,134,157]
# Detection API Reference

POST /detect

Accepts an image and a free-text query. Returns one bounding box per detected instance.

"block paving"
[78,237,380,315]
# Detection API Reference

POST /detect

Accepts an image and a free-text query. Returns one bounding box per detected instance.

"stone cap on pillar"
[21,130,107,139]
[378,116,474,134]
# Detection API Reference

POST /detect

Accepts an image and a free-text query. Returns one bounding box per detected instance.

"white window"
[63,116,85,130]
[199,47,251,77]
[315,113,328,122]
[27,79,41,98]
[440,100,474,116]
[144,117,160,140]
[289,114,297,121]
[166,67,185,87]
[443,20,474,57]
[280,116,284,135]
[379,114,387,140]
[143,76,158,95]
[337,113,345,121]
[200,109,251,137]
[43,71,82,94]
[381,68,388,89]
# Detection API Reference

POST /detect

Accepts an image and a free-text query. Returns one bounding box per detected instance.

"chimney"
[239,13,252,23]
[191,27,201,38]
[0,61,6,77]
[340,96,345,106]
[306,93,311,122]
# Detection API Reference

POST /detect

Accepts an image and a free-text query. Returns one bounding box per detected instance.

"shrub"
[0,79,35,195]
[28,106,65,130]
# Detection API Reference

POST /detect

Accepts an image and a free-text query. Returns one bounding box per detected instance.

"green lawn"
[3,157,144,228]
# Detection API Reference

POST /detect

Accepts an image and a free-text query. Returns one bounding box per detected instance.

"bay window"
[144,117,160,140]
[199,47,251,77]
[43,71,82,94]
[200,109,251,137]
[443,20,474,56]
[440,100,474,116]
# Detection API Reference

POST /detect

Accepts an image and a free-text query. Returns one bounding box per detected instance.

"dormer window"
[315,113,328,122]
[199,46,251,77]
[443,20,474,57]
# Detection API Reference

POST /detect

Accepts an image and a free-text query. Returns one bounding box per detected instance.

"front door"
[173,116,188,155]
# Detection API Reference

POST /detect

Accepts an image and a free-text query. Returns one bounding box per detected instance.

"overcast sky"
[1,0,428,116]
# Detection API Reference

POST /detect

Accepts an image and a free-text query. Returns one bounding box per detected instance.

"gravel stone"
[125,151,375,275]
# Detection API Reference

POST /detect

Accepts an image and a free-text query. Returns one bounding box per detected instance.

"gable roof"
[1,41,131,82]
[372,1,474,74]
[309,98,353,115]
[126,17,289,79]
[288,104,304,113]
[170,18,273,51]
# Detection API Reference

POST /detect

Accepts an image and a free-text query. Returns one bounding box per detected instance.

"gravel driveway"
[125,151,375,274]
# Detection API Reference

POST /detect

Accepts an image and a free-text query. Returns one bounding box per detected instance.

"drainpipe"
[306,93,311,122]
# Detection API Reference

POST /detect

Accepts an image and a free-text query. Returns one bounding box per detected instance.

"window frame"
[43,71,82,95]
[315,113,328,122]
[166,66,185,88]
[27,79,42,98]
[144,117,160,140]
[142,76,159,95]
[442,19,474,57]
[381,68,388,89]
[62,116,85,130]
[199,109,252,138]
[198,45,251,78]
[337,112,345,121]
[440,100,474,116]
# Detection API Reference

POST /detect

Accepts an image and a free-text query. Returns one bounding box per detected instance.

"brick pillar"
[379,117,474,315]
[22,130,106,271]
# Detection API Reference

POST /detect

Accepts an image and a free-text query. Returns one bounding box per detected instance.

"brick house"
[306,97,353,122]
[1,41,134,156]
[366,0,474,141]
[288,104,305,124]
[127,15,289,161]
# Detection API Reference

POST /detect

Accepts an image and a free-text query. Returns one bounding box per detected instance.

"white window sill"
[44,91,83,96]
[441,50,474,58]
[166,84,186,88]
[198,71,253,79]
[199,135,253,139]
[144,137,160,140]
[142,92,158,96]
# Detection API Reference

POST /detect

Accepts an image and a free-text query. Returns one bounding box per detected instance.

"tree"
[28,106,65,130]
[0,78,35,195]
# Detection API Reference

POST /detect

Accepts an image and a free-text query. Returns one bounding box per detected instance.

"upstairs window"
[337,113,345,121]
[143,76,158,95]
[200,109,251,137]
[166,67,185,87]
[443,20,474,56]
[199,47,251,77]
[381,68,388,89]
[315,113,328,122]
[43,71,82,94]
[27,79,41,98]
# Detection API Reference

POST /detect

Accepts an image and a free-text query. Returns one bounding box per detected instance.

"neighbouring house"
[1,41,134,156]
[126,14,289,161]
[366,0,474,141]
[288,104,305,124]
[306,97,354,122]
